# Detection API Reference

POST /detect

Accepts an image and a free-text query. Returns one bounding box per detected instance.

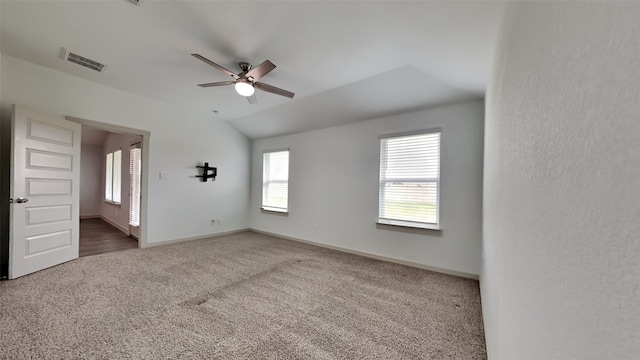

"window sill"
[376,219,442,231]
[104,201,121,207]
[261,207,288,216]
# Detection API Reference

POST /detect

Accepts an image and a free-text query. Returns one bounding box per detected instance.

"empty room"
[0,1,638,359]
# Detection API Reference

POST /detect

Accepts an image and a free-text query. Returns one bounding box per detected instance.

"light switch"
[159,171,169,180]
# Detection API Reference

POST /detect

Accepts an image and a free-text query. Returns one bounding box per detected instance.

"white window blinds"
[105,149,122,204]
[379,131,441,228]
[129,145,141,227]
[262,150,289,212]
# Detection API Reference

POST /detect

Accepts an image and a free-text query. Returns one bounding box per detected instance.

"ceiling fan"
[192,54,295,104]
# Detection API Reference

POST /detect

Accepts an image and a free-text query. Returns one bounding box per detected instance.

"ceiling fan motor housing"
[239,62,252,73]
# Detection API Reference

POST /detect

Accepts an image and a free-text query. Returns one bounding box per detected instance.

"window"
[129,145,141,227]
[379,130,441,229]
[262,149,289,212]
[105,149,122,204]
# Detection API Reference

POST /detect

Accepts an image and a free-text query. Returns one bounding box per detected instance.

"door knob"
[15,197,29,203]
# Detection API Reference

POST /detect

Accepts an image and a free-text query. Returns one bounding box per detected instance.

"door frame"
[66,116,151,248]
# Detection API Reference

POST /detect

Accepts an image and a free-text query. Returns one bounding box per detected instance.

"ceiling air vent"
[61,48,107,73]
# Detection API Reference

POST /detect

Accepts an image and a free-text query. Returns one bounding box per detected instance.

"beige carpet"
[0,231,486,359]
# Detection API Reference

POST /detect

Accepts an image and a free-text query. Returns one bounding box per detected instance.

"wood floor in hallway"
[80,218,138,257]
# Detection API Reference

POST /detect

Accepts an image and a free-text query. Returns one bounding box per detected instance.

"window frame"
[378,129,442,230]
[261,148,290,214]
[104,149,122,205]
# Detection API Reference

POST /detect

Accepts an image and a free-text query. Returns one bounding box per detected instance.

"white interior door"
[9,105,81,279]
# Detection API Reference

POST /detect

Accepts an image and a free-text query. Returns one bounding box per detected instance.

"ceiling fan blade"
[191,54,239,79]
[197,81,236,88]
[246,93,258,104]
[246,60,276,81]
[255,82,295,98]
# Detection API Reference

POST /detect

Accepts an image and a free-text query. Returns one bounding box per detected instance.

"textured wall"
[482,2,640,359]
[251,101,484,276]
[79,144,103,217]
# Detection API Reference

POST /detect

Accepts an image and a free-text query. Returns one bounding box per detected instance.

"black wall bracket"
[196,162,217,182]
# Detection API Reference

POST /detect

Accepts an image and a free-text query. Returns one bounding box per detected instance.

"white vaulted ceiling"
[0,1,504,139]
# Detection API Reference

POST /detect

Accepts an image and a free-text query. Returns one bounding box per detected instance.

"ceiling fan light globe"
[235,82,255,97]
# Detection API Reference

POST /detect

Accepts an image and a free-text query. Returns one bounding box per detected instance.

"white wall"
[0,55,251,244]
[482,2,640,359]
[250,100,484,276]
[79,144,102,217]
[100,132,141,232]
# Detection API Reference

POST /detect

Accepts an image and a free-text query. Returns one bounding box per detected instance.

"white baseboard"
[130,227,479,280]
[142,228,250,249]
[80,215,100,219]
[100,215,129,235]
[249,228,479,280]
